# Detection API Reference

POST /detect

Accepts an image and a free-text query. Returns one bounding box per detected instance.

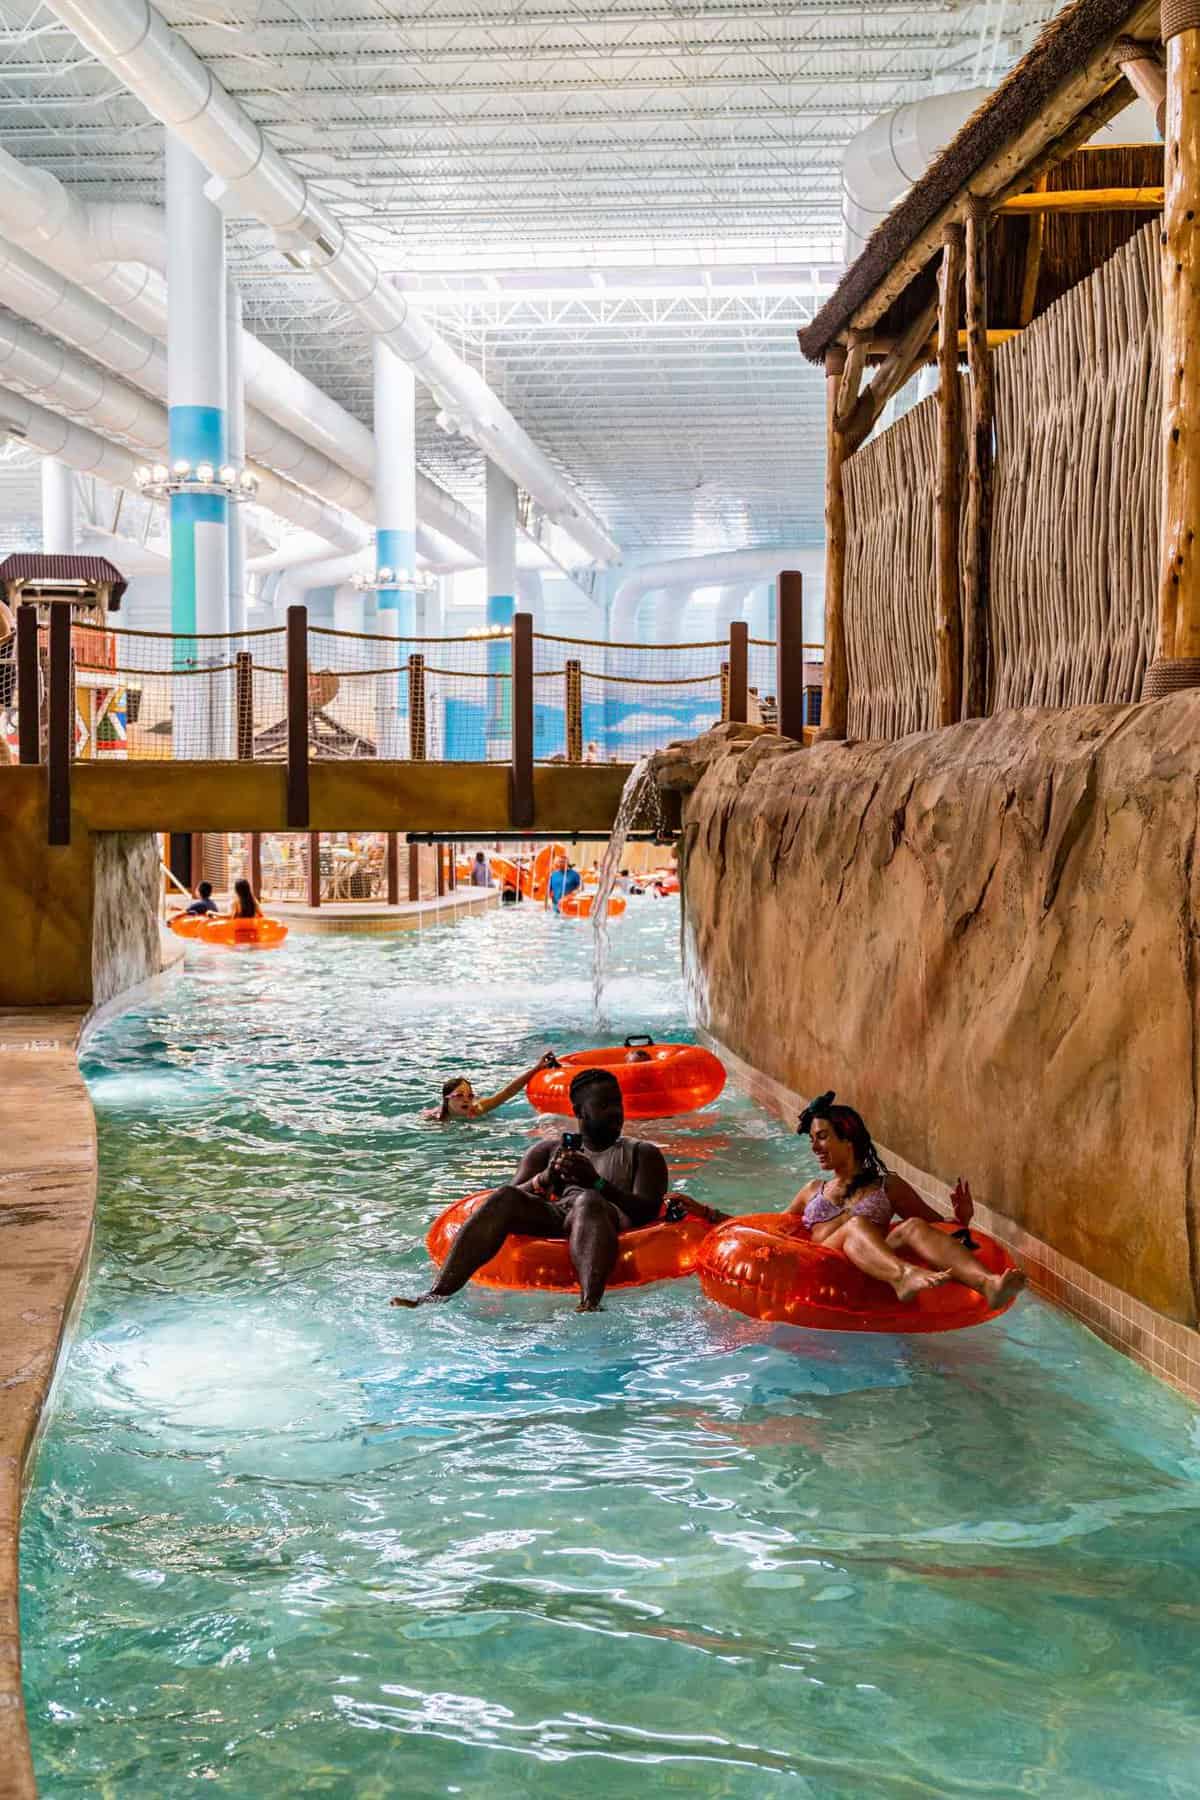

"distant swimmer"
[429,1051,559,1121]
[396,1066,673,1311]
[791,1091,1025,1310]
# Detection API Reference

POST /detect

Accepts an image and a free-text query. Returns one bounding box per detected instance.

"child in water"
[429,1052,559,1121]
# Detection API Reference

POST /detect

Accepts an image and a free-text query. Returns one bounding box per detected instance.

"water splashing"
[591,756,664,1022]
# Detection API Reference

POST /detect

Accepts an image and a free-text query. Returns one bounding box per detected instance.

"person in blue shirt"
[185,880,219,916]
[547,854,581,912]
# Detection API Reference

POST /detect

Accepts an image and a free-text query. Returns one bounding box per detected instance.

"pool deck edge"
[702,1030,1200,1406]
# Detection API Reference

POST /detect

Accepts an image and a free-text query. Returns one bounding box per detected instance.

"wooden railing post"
[386,832,399,906]
[510,609,534,829]
[235,649,254,759]
[250,831,263,898]
[408,653,426,759]
[935,222,966,727]
[308,830,322,907]
[408,838,420,903]
[1147,13,1200,696]
[16,601,39,764]
[963,198,993,719]
[436,844,447,897]
[448,845,457,890]
[727,620,749,724]
[823,344,849,739]
[777,571,806,743]
[720,660,730,721]
[565,657,582,762]
[286,605,309,827]
[46,602,72,846]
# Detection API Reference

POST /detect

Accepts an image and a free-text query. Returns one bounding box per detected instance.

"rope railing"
[5,593,823,843]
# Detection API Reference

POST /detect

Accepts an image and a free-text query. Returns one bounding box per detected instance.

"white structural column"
[225,280,247,640]
[40,457,76,553]
[166,135,229,659]
[714,583,753,635]
[373,338,417,756]
[486,460,517,755]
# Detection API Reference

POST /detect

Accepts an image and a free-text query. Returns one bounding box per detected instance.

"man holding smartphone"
[393,1067,672,1312]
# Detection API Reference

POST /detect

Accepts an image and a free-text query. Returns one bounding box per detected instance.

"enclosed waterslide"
[609,548,824,641]
[37,0,619,569]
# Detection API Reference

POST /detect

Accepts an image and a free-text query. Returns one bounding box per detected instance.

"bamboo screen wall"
[841,220,1160,739]
[990,221,1160,710]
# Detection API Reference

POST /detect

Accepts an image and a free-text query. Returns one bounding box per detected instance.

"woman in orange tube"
[228,877,263,920]
[791,1092,1024,1310]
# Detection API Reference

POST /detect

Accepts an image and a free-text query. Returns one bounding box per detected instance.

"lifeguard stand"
[0,553,128,759]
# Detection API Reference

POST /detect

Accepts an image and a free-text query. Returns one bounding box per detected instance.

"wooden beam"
[510,609,534,829]
[16,601,39,765]
[286,604,309,829]
[250,831,263,899]
[777,571,807,743]
[867,327,1017,358]
[408,838,420,903]
[845,3,1160,336]
[1018,176,1048,327]
[935,224,965,728]
[727,620,749,724]
[565,658,582,762]
[995,185,1163,213]
[834,329,869,433]
[46,602,72,846]
[308,831,322,908]
[844,294,940,453]
[822,347,849,739]
[408,652,426,760]
[963,199,994,720]
[1150,16,1200,691]
[386,831,399,905]
[235,650,254,761]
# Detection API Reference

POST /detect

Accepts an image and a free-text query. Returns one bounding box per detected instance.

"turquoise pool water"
[20,902,1200,1797]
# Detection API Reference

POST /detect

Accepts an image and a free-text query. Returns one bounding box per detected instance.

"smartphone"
[561,1131,583,1152]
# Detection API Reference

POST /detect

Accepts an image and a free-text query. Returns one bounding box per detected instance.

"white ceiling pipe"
[610,548,823,639]
[0,147,483,559]
[247,532,345,577]
[43,0,620,567]
[714,582,754,635]
[841,90,992,261]
[0,385,145,487]
[278,550,368,610]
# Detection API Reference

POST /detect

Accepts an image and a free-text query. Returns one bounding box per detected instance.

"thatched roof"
[798,0,1157,364]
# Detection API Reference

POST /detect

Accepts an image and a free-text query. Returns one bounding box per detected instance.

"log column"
[822,344,849,739]
[963,199,993,719]
[1147,3,1200,696]
[935,223,965,727]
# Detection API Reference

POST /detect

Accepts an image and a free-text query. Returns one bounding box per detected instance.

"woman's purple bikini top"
[802,1179,893,1232]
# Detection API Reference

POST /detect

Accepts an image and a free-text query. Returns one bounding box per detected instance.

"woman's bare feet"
[893,1264,953,1303]
[983,1267,1026,1309]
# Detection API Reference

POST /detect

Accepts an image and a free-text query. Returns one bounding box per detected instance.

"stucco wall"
[91,831,164,1007]
[656,706,1200,1324]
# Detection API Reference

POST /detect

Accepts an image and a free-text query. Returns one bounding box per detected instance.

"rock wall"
[91,831,165,1007]
[655,706,1200,1324]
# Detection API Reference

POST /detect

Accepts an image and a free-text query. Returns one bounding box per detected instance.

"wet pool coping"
[0,1007,94,1800]
[705,1030,1200,1405]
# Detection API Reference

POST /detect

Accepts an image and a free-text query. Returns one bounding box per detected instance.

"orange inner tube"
[527,1041,726,1119]
[558,891,626,920]
[697,1212,1019,1334]
[170,914,289,949]
[427,1190,713,1290]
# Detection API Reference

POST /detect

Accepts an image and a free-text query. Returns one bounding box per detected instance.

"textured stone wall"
[655,709,1200,1324]
[91,831,164,1007]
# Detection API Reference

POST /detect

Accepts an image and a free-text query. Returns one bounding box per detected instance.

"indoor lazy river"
[18,903,1200,1797]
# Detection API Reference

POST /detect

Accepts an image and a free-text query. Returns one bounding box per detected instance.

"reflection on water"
[20,902,1200,1797]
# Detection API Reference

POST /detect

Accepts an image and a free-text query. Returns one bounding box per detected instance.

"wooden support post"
[510,609,534,829]
[1148,11,1200,696]
[46,601,72,846]
[189,833,203,891]
[16,600,39,764]
[1018,176,1048,327]
[448,845,457,890]
[727,620,749,724]
[843,294,939,452]
[250,831,263,899]
[565,658,582,762]
[963,198,994,720]
[386,832,399,906]
[823,346,850,739]
[935,223,965,728]
[408,653,426,759]
[235,649,254,760]
[777,570,807,743]
[408,839,420,903]
[436,844,447,898]
[286,605,309,827]
[308,831,322,907]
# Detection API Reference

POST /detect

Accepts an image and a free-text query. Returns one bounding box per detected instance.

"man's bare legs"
[391,1186,565,1306]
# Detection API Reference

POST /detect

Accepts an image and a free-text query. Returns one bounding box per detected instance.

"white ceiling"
[0,0,1050,556]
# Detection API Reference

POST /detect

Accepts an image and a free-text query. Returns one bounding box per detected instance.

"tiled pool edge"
[0,942,185,1800]
[701,1031,1200,1405]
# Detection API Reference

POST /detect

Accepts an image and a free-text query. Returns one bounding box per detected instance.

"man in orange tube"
[393,1068,712,1312]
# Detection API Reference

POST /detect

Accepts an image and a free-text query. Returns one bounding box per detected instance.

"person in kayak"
[429,1052,560,1121]
[397,1067,677,1311]
[791,1091,1024,1310]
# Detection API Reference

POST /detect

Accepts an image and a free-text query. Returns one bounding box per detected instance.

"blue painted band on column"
[486,593,515,629]
[168,403,226,465]
[486,593,515,739]
[376,527,416,617]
